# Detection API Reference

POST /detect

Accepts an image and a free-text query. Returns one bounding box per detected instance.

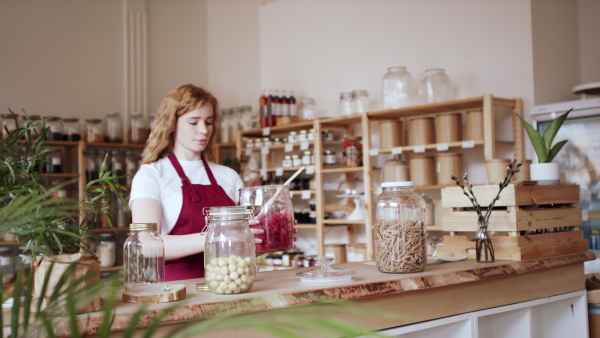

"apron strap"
[168,153,202,202]
[202,157,218,186]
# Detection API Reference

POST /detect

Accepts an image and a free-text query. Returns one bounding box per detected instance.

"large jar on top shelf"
[382,66,414,109]
[129,112,147,144]
[123,223,165,292]
[418,68,454,104]
[374,181,426,273]
[105,111,123,143]
[204,206,256,295]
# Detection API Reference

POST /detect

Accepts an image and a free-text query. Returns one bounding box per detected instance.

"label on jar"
[285,143,294,152]
[324,154,336,165]
[283,159,292,168]
[298,134,307,143]
[262,127,270,136]
[300,141,309,150]
[302,154,311,165]
[276,167,284,176]
[292,158,302,167]
[307,132,315,141]
[288,135,298,143]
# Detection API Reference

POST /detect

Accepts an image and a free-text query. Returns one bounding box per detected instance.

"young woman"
[129,84,262,281]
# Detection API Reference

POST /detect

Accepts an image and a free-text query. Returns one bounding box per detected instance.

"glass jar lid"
[206,206,251,220]
[381,181,414,188]
[130,223,157,231]
[299,130,307,134]
[296,257,356,285]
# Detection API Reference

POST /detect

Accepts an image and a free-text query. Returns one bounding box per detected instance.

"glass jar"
[339,92,352,116]
[375,181,426,273]
[111,149,125,184]
[322,129,334,141]
[343,138,363,167]
[302,151,312,165]
[307,128,315,141]
[292,154,302,167]
[62,118,81,141]
[1,114,17,140]
[105,111,123,143]
[123,223,165,292]
[85,149,98,183]
[418,68,454,104]
[129,112,148,144]
[96,233,116,268]
[125,150,139,185]
[282,155,292,168]
[288,131,298,143]
[262,137,272,147]
[45,116,64,141]
[230,107,242,142]
[220,109,231,143]
[245,139,254,148]
[351,90,370,115]
[240,105,253,131]
[204,206,256,294]
[45,148,63,174]
[238,185,295,252]
[382,66,414,109]
[298,130,308,142]
[0,246,16,285]
[297,98,316,121]
[323,150,336,167]
[84,119,105,143]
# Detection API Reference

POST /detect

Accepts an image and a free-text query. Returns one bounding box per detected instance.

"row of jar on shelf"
[0,112,153,144]
[84,148,143,185]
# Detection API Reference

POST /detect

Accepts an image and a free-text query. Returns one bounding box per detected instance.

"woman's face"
[172,104,214,160]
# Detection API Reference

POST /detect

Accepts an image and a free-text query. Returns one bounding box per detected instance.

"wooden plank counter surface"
[4,252,596,336]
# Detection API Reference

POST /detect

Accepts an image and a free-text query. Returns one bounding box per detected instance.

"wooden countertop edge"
[17,251,597,336]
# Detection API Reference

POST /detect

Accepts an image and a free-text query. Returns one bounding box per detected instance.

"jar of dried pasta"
[374,181,426,273]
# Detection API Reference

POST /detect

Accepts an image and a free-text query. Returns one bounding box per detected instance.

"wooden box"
[437,184,588,260]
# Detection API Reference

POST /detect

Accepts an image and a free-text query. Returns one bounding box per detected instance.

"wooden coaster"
[122,283,186,303]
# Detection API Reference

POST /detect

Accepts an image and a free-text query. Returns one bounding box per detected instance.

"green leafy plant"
[516,108,572,163]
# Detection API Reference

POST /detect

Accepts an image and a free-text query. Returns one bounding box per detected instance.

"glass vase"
[475,217,495,263]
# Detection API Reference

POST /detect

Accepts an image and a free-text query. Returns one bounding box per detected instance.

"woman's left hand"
[244,175,263,187]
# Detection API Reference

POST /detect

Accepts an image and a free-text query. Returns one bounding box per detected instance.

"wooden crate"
[437,183,588,260]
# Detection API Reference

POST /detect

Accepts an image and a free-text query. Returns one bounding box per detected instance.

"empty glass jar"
[45,117,64,141]
[339,92,352,116]
[351,90,370,114]
[418,68,454,104]
[96,232,116,268]
[298,98,316,121]
[382,67,414,109]
[123,223,165,293]
[62,118,81,141]
[105,111,123,143]
[204,206,256,294]
[374,181,426,273]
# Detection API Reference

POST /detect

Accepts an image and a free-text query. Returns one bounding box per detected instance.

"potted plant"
[517,108,572,184]
[0,110,127,311]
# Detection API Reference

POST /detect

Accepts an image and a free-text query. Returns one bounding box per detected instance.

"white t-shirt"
[129,156,244,234]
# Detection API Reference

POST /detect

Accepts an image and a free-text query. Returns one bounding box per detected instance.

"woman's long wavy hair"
[142,84,219,164]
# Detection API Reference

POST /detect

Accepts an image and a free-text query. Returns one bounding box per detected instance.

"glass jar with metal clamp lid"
[204,206,256,294]
[123,223,165,292]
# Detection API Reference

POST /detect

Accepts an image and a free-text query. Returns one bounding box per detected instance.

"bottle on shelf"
[62,118,81,141]
[281,90,291,125]
[260,90,268,129]
[267,89,276,127]
[129,112,148,144]
[274,89,283,126]
[289,90,297,123]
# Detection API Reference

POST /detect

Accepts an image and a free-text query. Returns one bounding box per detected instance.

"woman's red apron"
[165,154,235,281]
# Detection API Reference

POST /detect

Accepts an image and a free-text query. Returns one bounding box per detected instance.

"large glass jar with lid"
[84,119,105,143]
[204,206,256,294]
[382,66,414,109]
[62,118,81,141]
[105,111,123,143]
[374,181,426,273]
[123,223,165,292]
[96,232,117,268]
[129,112,148,144]
[339,92,352,117]
[45,116,64,141]
[418,68,454,104]
[351,90,370,115]
[297,98,316,121]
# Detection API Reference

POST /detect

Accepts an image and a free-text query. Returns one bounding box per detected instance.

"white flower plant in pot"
[517,108,572,185]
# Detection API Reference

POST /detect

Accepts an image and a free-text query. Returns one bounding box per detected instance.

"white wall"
[578,0,600,85]
[0,0,125,118]
[259,0,535,118]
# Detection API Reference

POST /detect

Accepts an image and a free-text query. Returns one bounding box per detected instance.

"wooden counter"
[4,252,595,336]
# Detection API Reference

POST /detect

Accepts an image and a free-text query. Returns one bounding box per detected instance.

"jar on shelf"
[322,129,334,142]
[409,117,435,145]
[466,110,484,141]
[45,148,63,174]
[123,223,165,293]
[0,246,16,285]
[298,130,308,142]
[62,118,81,141]
[85,149,98,183]
[245,139,255,148]
[382,66,414,109]
[435,112,462,143]
[418,68,454,104]
[273,138,282,145]
[253,138,263,147]
[343,138,363,167]
[375,181,426,273]
[238,186,295,253]
[230,107,242,142]
[351,90,370,115]
[382,156,409,182]
[204,206,256,294]
[240,105,253,131]
[323,150,336,167]
[84,119,105,143]
[307,129,315,141]
[219,109,231,143]
[436,152,462,186]
[129,112,148,144]
[379,119,403,148]
[339,92,352,117]
[1,114,17,140]
[485,158,511,185]
[45,116,64,141]
[292,154,302,167]
[302,151,312,165]
[298,98,316,121]
[282,155,292,168]
[262,137,272,147]
[125,150,139,185]
[105,111,123,143]
[288,131,298,143]
[96,233,116,268]
[110,149,125,184]
[409,154,436,186]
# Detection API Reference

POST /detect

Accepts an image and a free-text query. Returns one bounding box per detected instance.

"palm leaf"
[542,108,572,151]
[516,114,548,163]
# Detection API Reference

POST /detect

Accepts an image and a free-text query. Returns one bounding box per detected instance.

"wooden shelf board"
[0,241,17,246]
[366,96,517,120]
[241,121,315,137]
[45,140,79,147]
[319,115,362,127]
[373,140,484,154]
[426,226,445,232]
[321,167,364,174]
[295,224,317,229]
[100,265,123,272]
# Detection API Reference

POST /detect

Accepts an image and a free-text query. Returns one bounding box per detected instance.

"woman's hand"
[244,175,263,187]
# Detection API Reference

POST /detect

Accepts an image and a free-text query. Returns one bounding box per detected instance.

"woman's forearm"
[160,233,206,260]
